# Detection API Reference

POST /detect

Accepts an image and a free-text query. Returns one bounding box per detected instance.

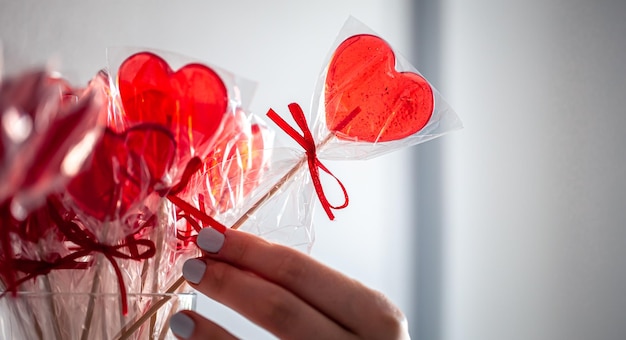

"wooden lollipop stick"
[114,276,186,340]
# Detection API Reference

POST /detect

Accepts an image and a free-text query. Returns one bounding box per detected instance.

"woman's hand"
[169,227,409,340]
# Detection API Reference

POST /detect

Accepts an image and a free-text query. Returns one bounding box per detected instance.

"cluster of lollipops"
[0,18,460,339]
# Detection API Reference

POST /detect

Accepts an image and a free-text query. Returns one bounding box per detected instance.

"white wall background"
[440,1,626,340]
[0,1,416,339]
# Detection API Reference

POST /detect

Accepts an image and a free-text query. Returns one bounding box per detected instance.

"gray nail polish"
[170,312,195,339]
[197,227,225,253]
[182,258,206,284]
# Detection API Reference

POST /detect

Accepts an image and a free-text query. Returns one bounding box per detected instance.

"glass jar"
[0,292,196,340]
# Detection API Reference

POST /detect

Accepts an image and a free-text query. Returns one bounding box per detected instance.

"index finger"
[196,227,407,338]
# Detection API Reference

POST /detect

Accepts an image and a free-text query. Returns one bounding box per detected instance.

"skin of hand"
[168,227,410,340]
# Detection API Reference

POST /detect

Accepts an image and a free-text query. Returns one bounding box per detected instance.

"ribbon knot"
[266,103,354,220]
[48,199,156,315]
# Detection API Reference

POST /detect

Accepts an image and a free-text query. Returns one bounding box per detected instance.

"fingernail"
[197,227,225,253]
[170,312,195,339]
[182,258,206,284]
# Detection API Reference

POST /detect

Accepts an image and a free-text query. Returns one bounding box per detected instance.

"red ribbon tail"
[166,157,204,196]
[167,194,227,234]
[266,103,350,221]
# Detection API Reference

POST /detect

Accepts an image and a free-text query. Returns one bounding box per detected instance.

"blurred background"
[1,1,625,339]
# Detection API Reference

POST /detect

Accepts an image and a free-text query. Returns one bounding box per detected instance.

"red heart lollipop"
[66,125,176,222]
[117,52,228,167]
[325,34,434,142]
[196,110,268,213]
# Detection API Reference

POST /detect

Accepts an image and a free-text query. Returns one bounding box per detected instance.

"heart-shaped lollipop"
[193,109,268,213]
[325,34,434,142]
[66,125,176,221]
[117,52,228,167]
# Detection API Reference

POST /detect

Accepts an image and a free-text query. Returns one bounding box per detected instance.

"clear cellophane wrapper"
[311,17,462,160]
[0,47,304,339]
[104,48,320,252]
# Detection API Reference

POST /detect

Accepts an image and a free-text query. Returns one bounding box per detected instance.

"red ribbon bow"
[266,103,350,220]
[48,200,156,316]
